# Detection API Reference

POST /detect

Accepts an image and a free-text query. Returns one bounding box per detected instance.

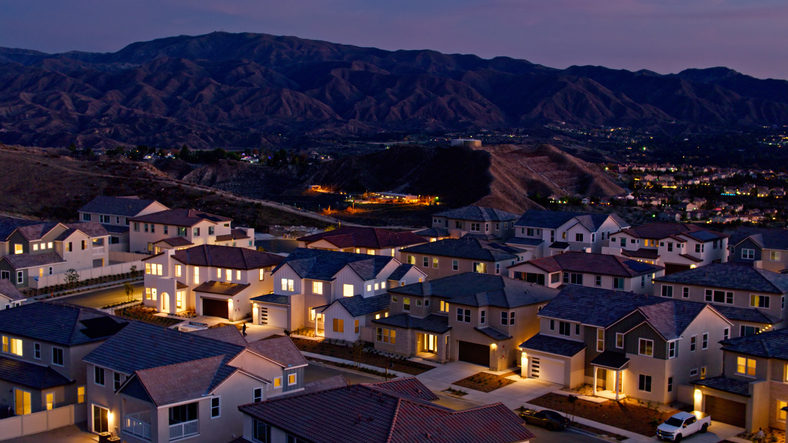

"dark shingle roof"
[15,222,61,241]
[155,237,193,247]
[619,223,727,241]
[654,263,788,294]
[216,229,251,242]
[636,300,715,340]
[590,351,630,370]
[522,251,663,277]
[172,244,284,270]
[719,327,788,361]
[1,251,65,269]
[78,196,164,217]
[400,237,516,261]
[125,355,233,406]
[0,216,41,240]
[474,327,512,341]
[130,208,231,226]
[519,333,586,356]
[387,264,420,281]
[730,227,788,251]
[505,237,544,247]
[538,286,667,327]
[190,326,248,346]
[712,305,781,324]
[693,376,751,396]
[64,222,109,237]
[0,355,74,389]
[373,314,451,334]
[248,337,308,368]
[298,227,425,250]
[326,294,390,318]
[192,281,250,296]
[413,227,449,238]
[251,294,290,305]
[515,210,627,231]
[273,248,396,281]
[434,206,519,222]
[0,279,25,301]
[0,301,126,346]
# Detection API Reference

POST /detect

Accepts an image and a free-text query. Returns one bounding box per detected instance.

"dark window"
[253,419,271,442]
[638,374,652,392]
[253,388,263,403]
[559,321,570,336]
[667,376,673,393]
[94,366,105,386]
[169,402,197,425]
[456,308,470,323]
[211,397,220,418]
[52,347,64,366]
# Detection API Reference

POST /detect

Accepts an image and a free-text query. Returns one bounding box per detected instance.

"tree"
[64,269,79,285]
[129,265,138,280]
[179,145,191,161]
[124,282,134,302]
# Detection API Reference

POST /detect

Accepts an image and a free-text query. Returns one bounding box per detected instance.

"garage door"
[458,341,490,367]
[259,307,288,328]
[530,357,565,384]
[202,298,228,319]
[705,395,746,428]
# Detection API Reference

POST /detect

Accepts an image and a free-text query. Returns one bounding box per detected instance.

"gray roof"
[474,327,512,341]
[400,237,517,262]
[590,351,630,370]
[0,355,74,389]
[170,244,283,270]
[654,263,788,294]
[373,313,451,334]
[1,251,65,269]
[251,294,291,305]
[190,326,248,346]
[78,196,164,217]
[0,216,43,240]
[505,237,544,247]
[730,227,788,250]
[538,285,669,327]
[522,251,663,277]
[391,273,557,309]
[515,210,627,231]
[693,376,751,397]
[433,206,519,222]
[712,305,781,324]
[635,300,715,340]
[64,222,109,238]
[122,355,233,406]
[619,223,726,241]
[273,248,396,282]
[719,327,788,361]
[327,294,390,317]
[0,279,25,301]
[0,301,126,346]
[413,227,449,238]
[387,264,418,281]
[519,333,586,357]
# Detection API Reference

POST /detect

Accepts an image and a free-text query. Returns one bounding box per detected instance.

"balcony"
[93,246,106,255]
[124,411,151,441]
[169,419,198,441]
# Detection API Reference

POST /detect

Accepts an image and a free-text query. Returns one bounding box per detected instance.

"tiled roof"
[78,196,165,217]
[190,326,248,346]
[299,227,425,250]
[505,237,544,247]
[549,241,570,249]
[0,278,25,301]
[712,305,781,324]
[654,263,788,294]
[720,327,788,361]
[636,300,713,340]
[413,227,449,238]
[590,351,630,370]
[272,248,396,282]
[0,216,41,240]
[155,237,193,247]
[373,314,451,334]
[130,208,231,226]
[216,229,251,242]
[515,210,627,231]
[474,326,511,341]
[251,294,290,305]
[619,223,727,241]
[538,285,667,327]
[373,377,439,401]
[621,248,660,259]
[693,376,751,397]
[523,251,663,277]
[173,244,284,270]
[0,301,126,346]
[391,273,557,309]
[1,251,65,269]
[730,227,788,251]
[0,355,74,389]
[434,206,520,222]
[400,237,516,261]
[128,355,232,406]
[519,333,586,357]
[247,337,308,368]
[239,382,533,443]
[64,222,109,238]
[329,294,390,318]
[193,281,250,296]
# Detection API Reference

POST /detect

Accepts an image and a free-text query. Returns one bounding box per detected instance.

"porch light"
[694,389,702,404]
[107,411,114,424]
[490,343,497,350]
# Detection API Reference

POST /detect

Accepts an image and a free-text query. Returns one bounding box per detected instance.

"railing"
[169,419,198,441]
[93,246,106,255]
[124,414,151,441]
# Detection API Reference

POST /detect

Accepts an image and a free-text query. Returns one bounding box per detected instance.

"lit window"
[175,265,182,277]
[46,393,54,411]
[313,282,323,295]
[779,401,787,421]
[288,373,297,386]
[226,269,232,281]
[596,329,604,352]
[737,357,756,376]
[333,318,344,333]
[77,386,85,404]
[236,270,241,280]
[259,269,265,281]
[194,267,200,284]
[343,284,354,297]
[14,244,22,254]
[750,294,770,308]
[274,377,282,388]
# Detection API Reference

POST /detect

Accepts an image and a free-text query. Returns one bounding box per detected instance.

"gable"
[306,239,345,250]
[735,238,762,252]
[228,349,284,377]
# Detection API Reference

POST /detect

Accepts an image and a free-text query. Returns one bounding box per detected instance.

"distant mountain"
[1,32,787,148]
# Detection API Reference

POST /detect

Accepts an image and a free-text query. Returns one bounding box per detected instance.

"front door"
[162,292,170,313]
[93,405,109,433]
[14,389,30,415]
[597,369,607,390]
[419,334,437,353]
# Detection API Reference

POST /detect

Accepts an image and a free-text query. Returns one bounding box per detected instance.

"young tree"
[124,282,134,302]
[64,269,79,285]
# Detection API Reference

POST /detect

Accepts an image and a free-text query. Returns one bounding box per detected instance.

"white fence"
[99,300,143,315]
[0,403,85,441]
[110,251,149,263]
[31,260,143,289]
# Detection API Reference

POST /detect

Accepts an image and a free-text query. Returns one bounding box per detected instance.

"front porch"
[591,351,629,401]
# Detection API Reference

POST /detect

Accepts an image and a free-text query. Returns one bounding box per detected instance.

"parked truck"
[656,411,711,441]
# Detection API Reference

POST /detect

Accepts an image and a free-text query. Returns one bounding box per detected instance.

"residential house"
[237,377,534,443]
[508,210,629,259]
[372,273,557,370]
[82,322,306,442]
[692,327,788,431]
[129,209,254,254]
[729,227,788,273]
[78,196,169,252]
[653,263,786,336]
[508,251,664,294]
[141,245,284,320]
[416,206,519,241]
[250,248,425,342]
[0,278,25,309]
[0,302,127,416]
[520,286,732,404]
[0,222,110,288]
[398,237,523,280]
[605,223,728,274]
[297,226,425,257]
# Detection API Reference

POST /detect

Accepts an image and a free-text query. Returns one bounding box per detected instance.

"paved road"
[59,282,144,309]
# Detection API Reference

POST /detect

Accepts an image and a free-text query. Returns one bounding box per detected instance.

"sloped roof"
[216,229,251,242]
[0,278,25,301]
[251,294,290,305]
[636,301,720,340]
[190,325,248,346]
[654,263,788,294]
[538,285,667,327]
[0,355,74,389]
[130,208,231,226]
[372,377,439,401]
[328,294,390,317]
[272,248,396,281]
[155,237,193,247]
[519,333,586,357]
[522,251,663,277]
[619,223,727,241]
[247,336,308,368]
[373,314,451,334]
[730,227,788,251]
[692,376,751,397]
[64,222,109,238]
[298,227,425,250]
[400,237,516,261]
[712,305,781,324]
[1,251,65,269]
[719,327,788,361]
[387,264,421,281]
[239,382,533,443]
[15,222,61,241]
[515,209,626,231]
[474,326,511,341]
[173,244,284,270]
[433,206,519,222]
[0,216,41,241]
[127,355,232,406]
[193,281,250,296]
[505,237,544,247]
[78,196,165,217]
[0,301,126,346]
[413,227,449,238]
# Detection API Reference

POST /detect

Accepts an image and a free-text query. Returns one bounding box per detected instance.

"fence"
[0,403,85,441]
[99,300,143,315]
[31,260,143,289]
[109,251,149,263]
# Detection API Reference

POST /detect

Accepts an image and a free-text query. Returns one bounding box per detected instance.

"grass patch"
[452,371,517,393]
[285,337,434,375]
[443,387,468,397]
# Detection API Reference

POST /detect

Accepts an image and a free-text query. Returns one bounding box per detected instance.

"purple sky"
[2,0,787,80]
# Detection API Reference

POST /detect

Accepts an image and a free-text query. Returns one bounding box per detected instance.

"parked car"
[656,411,711,441]
[519,409,570,431]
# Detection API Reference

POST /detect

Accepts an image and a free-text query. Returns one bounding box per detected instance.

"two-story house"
[0,222,110,288]
[250,248,425,342]
[692,328,788,431]
[237,378,534,443]
[415,206,519,241]
[297,226,426,257]
[129,209,254,254]
[0,302,127,416]
[372,273,557,371]
[398,237,523,280]
[141,245,284,320]
[83,322,306,442]
[653,263,786,336]
[520,286,732,404]
[508,210,629,260]
[605,223,728,274]
[508,251,664,294]
[729,227,788,273]
[78,196,169,252]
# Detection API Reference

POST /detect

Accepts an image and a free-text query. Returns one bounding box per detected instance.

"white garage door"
[530,356,565,385]
[260,307,288,328]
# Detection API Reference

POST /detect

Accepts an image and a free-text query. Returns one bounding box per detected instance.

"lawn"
[528,392,680,437]
[453,371,517,393]
[286,337,434,375]
[116,306,183,328]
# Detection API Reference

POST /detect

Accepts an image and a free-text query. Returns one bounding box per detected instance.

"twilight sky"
[2,0,787,80]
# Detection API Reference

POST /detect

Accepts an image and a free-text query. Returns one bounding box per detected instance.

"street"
[57,282,144,309]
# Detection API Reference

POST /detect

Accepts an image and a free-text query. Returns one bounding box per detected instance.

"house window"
[705,289,733,304]
[432,258,439,269]
[661,285,673,298]
[133,222,139,232]
[575,233,584,242]
[682,287,689,298]
[595,276,602,287]
[440,301,449,313]
[34,343,40,359]
[690,368,698,377]
[333,319,344,333]
[236,270,241,280]
[702,333,709,350]
[194,267,200,284]
[313,282,323,294]
[144,223,149,233]
[723,327,730,340]
[667,377,673,393]
[274,377,282,388]
[549,319,555,331]
[451,259,459,271]
[742,249,755,260]
[741,325,760,336]
[178,227,187,236]
[94,366,105,386]
[690,335,697,352]
[77,386,85,404]
[374,283,379,291]
[423,257,429,267]
[366,284,372,292]
[495,263,500,275]
[193,227,200,237]
[750,294,770,308]
[501,311,515,326]
[667,243,673,252]
[551,273,560,284]
[616,333,624,349]
[211,397,220,418]
[16,271,23,285]
[253,388,263,403]
[343,284,354,297]
[613,278,624,290]
[700,367,706,379]
[596,329,604,352]
[470,223,480,232]
[33,243,38,251]
[575,324,580,335]
[638,374,652,392]
[638,338,654,357]
[52,347,64,366]
[695,244,703,253]
[473,262,487,273]
[457,308,471,323]
[376,328,396,344]
[209,226,215,236]
[480,309,486,324]
[771,251,781,261]
[114,372,123,390]
[253,419,271,443]
[666,341,677,358]
[259,269,265,281]
[163,226,168,235]
[558,321,570,337]
[779,401,788,421]
[45,393,54,410]
[737,357,756,376]
[403,298,411,311]
[175,265,181,277]
[407,255,415,265]
[354,320,359,334]
[281,278,294,292]
[83,213,91,221]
